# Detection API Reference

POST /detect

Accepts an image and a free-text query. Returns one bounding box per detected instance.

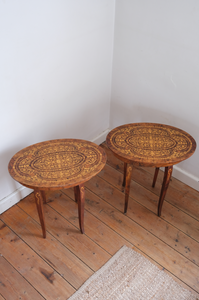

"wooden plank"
[46,192,190,285]
[1,205,93,289]
[85,175,199,266]
[101,143,199,219]
[0,221,75,299]
[97,164,199,242]
[2,143,198,298]
[46,190,133,255]
[39,189,199,295]
[63,186,199,293]
[0,256,44,300]
[17,193,111,272]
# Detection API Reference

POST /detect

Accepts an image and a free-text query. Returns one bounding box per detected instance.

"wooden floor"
[0,142,199,299]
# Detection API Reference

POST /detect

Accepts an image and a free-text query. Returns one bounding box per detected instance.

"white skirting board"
[0,186,33,215]
[1,128,198,214]
[170,165,199,191]
[91,129,110,145]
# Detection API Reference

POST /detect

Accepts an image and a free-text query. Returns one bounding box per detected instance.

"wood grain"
[85,175,199,266]
[0,206,93,289]
[0,221,75,299]
[1,142,199,298]
[0,256,44,300]
[17,193,111,272]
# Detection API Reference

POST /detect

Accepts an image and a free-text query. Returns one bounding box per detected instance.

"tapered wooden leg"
[41,190,47,204]
[74,186,79,203]
[124,164,133,214]
[122,162,127,187]
[158,166,173,217]
[76,184,85,234]
[152,167,159,188]
[34,189,46,238]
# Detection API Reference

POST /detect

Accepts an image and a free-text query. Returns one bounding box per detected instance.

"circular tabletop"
[8,139,107,190]
[106,123,196,167]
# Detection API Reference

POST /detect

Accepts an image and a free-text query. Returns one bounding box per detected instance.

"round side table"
[106,123,196,216]
[8,139,107,238]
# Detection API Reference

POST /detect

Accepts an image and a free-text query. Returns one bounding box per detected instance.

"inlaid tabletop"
[106,123,196,167]
[8,139,107,190]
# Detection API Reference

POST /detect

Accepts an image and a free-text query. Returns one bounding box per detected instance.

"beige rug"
[69,245,198,300]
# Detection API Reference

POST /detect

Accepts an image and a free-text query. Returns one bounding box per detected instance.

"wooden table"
[8,139,107,238]
[106,123,196,216]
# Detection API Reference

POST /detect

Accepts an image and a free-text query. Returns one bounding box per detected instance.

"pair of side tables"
[8,123,196,238]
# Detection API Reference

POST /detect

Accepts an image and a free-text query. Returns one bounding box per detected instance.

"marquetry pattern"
[8,139,107,189]
[106,123,196,166]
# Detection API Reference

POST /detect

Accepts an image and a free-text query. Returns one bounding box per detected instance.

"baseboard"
[172,165,199,191]
[91,129,110,145]
[0,186,33,214]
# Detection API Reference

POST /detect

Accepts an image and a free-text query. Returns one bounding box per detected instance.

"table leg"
[124,164,133,214]
[74,186,79,203]
[158,166,173,217]
[75,184,85,234]
[41,190,47,204]
[152,167,159,188]
[122,162,127,187]
[34,189,46,238]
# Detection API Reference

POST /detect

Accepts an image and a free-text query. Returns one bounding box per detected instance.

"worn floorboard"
[0,142,199,299]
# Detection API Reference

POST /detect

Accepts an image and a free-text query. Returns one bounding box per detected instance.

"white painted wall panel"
[0,0,115,211]
[111,0,199,188]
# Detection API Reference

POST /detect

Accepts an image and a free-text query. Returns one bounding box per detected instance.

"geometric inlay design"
[106,123,196,166]
[8,139,107,189]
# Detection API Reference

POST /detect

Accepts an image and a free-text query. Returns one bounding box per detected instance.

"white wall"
[0,0,115,212]
[1,0,199,213]
[111,0,199,190]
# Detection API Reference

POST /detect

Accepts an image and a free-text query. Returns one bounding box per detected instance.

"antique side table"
[106,123,196,216]
[8,139,107,238]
